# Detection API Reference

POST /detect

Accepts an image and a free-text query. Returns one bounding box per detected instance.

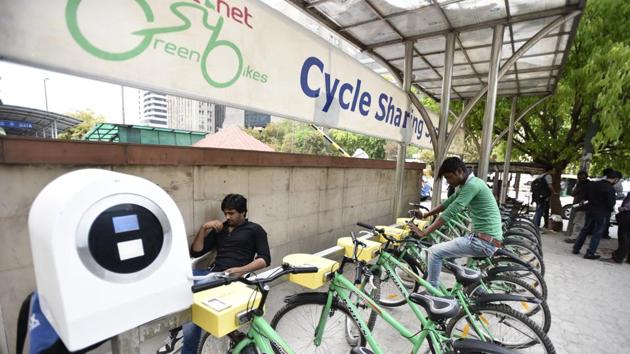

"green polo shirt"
[440,175,503,241]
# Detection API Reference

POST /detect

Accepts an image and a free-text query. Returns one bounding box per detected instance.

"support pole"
[393,41,413,217]
[478,24,504,181]
[500,96,517,204]
[432,31,455,207]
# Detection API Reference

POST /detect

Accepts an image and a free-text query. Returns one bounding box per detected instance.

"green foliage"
[246,121,334,155]
[58,109,105,140]
[245,120,387,159]
[330,129,386,159]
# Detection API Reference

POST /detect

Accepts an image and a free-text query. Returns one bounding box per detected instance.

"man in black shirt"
[572,171,621,259]
[565,171,590,243]
[189,195,271,276]
[159,194,270,354]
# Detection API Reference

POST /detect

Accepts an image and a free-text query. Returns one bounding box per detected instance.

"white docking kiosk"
[28,169,192,351]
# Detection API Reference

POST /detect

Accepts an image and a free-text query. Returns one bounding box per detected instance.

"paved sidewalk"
[541,230,630,354]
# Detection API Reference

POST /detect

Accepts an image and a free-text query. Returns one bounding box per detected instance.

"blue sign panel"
[0,120,33,129]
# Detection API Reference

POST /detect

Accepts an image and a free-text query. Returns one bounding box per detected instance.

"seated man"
[409,157,502,288]
[158,193,271,354]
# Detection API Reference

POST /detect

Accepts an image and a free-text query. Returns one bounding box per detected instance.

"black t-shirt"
[585,180,616,217]
[572,179,590,204]
[190,220,271,271]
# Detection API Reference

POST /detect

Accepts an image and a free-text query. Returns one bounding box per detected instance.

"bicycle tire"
[503,234,542,256]
[465,275,551,333]
[502,241,546,276]
[487,266,548,300]
[377,256,421,307]
[270,293,366,352]
[446,304,555,353]
[197,331,233,354]
[504,229,541,249]
[508,222,540,241]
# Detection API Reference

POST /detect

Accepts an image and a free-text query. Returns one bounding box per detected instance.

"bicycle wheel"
[465,275,551,333]
[488,266,548,300]
[378,257,420,307]
[446,304,555,353]
[503,234,542,257]
[197,331,232,353]
[502,241,545,276]
[270,293,365,353]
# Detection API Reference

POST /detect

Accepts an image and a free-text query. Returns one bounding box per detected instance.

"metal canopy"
[0,104,81,138]
[288,0,582,101]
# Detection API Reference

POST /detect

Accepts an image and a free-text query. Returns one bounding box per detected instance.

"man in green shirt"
[410,157,503,287]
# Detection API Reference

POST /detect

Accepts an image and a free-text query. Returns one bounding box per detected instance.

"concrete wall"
[0,137,423,353]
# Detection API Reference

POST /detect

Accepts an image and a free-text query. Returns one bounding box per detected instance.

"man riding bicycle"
[409,157,503,288]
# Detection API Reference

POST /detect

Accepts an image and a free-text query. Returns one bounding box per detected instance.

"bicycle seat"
[408,292,460,321]
[350,347,375,354]
[443,261,481,286]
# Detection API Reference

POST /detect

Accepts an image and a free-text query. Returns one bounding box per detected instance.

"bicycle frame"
[374,250,491,342]
[231,315,294,354]
[318,264,450,354]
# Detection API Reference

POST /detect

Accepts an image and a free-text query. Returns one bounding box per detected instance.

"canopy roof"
[288,0,584,101]
[0,104,81,137]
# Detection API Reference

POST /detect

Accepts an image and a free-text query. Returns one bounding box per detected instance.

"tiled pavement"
[541,229,630,354]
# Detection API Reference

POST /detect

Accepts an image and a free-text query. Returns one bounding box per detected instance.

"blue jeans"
[182,269,221,354]
[533,199,549,229]
[573,213,608,256]
[427,234,497,288]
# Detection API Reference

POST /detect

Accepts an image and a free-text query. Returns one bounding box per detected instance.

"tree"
[246,120,388,158]
[467,0,630,224]
[58,109,105,140]
[329,129,385,159]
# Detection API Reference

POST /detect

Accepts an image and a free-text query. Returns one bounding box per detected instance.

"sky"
[0,60,141,124]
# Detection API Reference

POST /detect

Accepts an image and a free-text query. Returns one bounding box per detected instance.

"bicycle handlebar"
[356,221,384,234]
[191,264,318,293]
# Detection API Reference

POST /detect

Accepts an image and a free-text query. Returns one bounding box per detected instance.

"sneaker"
[571,249,579,254]
[600,257,621,264]
[564,238,576,244]
[157,329,183,354]
[583,254,601,260]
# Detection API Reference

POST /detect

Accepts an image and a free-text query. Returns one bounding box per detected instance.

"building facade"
[138,91,272,132]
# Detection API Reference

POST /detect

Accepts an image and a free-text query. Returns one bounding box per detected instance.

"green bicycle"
[357,223,554,352]
[192,264,319,354]
[373,222,551,335]
[271,231,520,354]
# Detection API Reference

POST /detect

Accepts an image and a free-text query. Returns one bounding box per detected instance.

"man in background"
[565,171,590,243]
[572,170,621,259]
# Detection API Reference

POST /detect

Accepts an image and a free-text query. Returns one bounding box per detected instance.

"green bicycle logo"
[65,0,243,89]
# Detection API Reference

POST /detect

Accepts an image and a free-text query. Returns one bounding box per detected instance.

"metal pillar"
[500,96,517,204]
[121,85,126,124]
[431,31,455,207]
[393,41,413,217]
[53,119,58,138]
[43,78,49,111]
[477,24,504,181]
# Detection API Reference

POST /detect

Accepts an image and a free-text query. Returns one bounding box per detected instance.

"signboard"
[0,120,33,129]
[0,0,434,148]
